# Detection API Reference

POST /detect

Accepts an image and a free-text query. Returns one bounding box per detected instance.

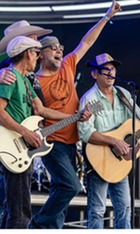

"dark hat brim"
[87,61,112,71]
[102,60,121,68]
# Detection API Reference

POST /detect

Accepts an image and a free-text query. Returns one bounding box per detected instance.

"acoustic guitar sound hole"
[124,134,137,147]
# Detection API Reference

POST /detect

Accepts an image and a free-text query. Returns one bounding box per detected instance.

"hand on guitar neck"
[78,103,92,122]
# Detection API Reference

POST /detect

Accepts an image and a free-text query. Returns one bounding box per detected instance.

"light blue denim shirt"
[78,83,140,143]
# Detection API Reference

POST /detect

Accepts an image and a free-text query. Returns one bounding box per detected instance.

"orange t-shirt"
[37,53,79,144]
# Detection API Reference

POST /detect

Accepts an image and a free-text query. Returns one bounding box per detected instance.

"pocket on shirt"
[116,104,126,124]
[116,103,124,111]
[95,109,111,132]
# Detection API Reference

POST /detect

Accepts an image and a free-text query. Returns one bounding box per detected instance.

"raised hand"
[106,0,122,19]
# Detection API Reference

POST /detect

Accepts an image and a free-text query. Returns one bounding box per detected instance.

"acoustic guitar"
[86,118,140,183]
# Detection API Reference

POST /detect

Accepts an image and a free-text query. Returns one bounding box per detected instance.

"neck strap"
[116,86,140,121]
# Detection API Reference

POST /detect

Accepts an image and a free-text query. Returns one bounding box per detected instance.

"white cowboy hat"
[0,20,52,55]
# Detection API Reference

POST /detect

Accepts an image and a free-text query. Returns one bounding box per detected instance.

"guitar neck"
[41,112,81,138]
[40,100,104,138]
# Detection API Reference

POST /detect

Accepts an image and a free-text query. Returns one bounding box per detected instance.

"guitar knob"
[24,161,28,165]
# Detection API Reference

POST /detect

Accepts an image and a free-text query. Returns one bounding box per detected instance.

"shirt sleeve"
[62,53,77,80]
[0,79,16,100]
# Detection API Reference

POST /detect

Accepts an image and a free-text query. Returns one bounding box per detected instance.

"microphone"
[85,60,110,71]
[99,71,123,82]
[98,70,116,79]
[127,81,140,91]
[96,69,140,89]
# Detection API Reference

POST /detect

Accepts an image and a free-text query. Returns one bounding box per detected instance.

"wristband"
[103,16,113,24]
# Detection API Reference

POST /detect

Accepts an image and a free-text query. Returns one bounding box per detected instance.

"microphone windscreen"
[85,60,91,67]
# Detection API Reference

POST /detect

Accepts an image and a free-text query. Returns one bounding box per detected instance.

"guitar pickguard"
[28,140,52,158]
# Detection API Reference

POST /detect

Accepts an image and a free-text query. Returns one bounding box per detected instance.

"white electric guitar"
[0,101,103,173]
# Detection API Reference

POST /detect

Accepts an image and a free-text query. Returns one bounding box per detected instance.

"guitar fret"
[40,101,104,138]
[41,113,81,137]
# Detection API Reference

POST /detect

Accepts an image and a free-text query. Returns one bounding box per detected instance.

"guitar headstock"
[88,100,104,116]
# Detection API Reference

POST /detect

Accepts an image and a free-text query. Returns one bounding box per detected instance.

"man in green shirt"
[78,53,140,229]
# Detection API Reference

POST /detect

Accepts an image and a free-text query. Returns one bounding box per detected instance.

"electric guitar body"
[0,116,53,173]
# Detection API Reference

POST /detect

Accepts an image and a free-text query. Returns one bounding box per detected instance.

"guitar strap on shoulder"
[116,86,140,121]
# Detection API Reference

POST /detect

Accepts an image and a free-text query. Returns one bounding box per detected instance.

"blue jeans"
[87,170,131,229]
[0,163,33,229]
[30,141,81,229]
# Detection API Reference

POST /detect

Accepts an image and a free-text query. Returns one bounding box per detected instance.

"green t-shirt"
[0,68,37,123]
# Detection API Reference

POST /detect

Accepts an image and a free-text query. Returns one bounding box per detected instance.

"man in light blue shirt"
[78,53,140,229]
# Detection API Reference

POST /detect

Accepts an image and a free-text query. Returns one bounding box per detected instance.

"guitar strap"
[24,79,43,127]
[116,86,140,121]
[24,79,39,116]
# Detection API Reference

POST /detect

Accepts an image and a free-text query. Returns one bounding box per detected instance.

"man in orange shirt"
[29,0,122,229]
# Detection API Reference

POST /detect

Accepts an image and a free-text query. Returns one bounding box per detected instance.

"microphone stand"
[127,82,138,229]
[101,72,140,228]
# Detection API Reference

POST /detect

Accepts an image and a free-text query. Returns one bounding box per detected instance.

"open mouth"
[54,56,61,62]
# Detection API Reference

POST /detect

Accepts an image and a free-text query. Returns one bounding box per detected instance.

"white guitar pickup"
[13,138,22,153]
[35,129,43,140]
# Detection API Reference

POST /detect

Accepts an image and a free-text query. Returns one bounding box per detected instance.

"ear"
[26,49,31,60]
[91,70,98,80]
[39,50,44,59]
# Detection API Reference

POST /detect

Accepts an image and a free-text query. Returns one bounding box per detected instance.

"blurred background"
[0,0,140,102]
[0,0,140,228]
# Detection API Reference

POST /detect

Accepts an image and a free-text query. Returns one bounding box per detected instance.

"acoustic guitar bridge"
[110,146,122,161]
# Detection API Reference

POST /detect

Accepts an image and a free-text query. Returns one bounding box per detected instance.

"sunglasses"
[46,44,64,52]
[30,48,40,58]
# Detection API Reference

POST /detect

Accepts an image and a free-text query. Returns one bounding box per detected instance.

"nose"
[56,47,62,53]
[108,68,116,75]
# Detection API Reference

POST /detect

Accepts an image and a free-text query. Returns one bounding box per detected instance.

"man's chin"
[53,62,61,70]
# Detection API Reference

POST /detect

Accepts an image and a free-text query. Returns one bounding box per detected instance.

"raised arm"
[74,0,122,63]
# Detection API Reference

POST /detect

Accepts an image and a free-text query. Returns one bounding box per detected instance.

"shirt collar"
[94,82,117,98]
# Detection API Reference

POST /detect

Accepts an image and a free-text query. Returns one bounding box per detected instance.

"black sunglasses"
[46,44,64,52]
[30,49,40,57]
